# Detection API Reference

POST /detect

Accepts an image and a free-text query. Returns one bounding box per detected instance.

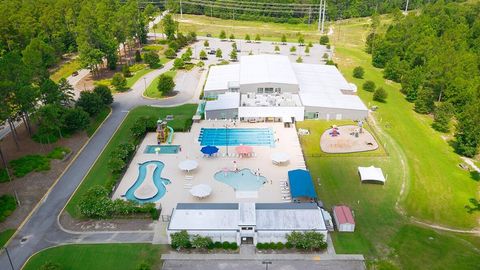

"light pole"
[225,123,229,157]
[143,77,147,92]
[262,261,272,270]
[3,247,15,270]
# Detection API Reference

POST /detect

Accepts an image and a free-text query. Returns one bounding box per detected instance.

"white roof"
[204,64,240,92]
[239,203,256,225]
[169,209,239,230]
[240,55,298,85]
[204,92,240,111]
[358,166,386,183]
[293,63,355,94]
[300,93,368,111]
[256,209,326,230]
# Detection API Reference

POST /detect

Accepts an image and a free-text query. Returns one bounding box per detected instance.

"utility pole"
[180,0,183,19]
[317,0,323,32]
[321,0,326,34]
[404,0,409,13]
[4,247,15,270]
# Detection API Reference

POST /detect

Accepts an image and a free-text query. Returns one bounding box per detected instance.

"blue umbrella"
[201,145,219,156]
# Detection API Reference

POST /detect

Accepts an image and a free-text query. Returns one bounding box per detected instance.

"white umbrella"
[271,152,290,164]
[190,184,212,198]
[178,159,199,171]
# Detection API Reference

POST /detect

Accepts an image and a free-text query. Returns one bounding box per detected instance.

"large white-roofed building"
[203,54,368,122]
[167,202,328,245]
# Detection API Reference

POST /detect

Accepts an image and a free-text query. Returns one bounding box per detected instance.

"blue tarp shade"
[288,169,317,199]
[201,145,219,155]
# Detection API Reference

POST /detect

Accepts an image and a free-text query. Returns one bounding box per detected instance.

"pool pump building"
[203,54,368,122]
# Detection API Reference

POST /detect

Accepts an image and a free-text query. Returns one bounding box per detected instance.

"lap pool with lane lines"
[198,128,275,146]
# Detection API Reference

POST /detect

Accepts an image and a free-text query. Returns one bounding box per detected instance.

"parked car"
[208,49,216,55]
[206,33,212,37]
[72,71,79,76]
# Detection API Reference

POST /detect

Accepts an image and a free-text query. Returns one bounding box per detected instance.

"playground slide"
[166,126,174,144]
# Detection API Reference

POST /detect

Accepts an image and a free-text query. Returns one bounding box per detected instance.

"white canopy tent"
[190,184,212,198]
[271,152,290,164]
[358,166,386,184]
[178,160,199,172]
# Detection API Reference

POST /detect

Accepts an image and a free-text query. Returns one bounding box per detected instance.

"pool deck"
[112,120,307,215]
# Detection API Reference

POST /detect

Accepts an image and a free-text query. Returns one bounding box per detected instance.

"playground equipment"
[329,126,340,137]
[157,119,174,144]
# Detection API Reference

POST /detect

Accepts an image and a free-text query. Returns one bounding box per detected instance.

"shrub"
[164,48,177,59]
[168,41,179,51]
[229,33,235,40]
[191,235,213,250]
[157,74,176,94]
[203,40,209,47]
[122,65,132,77]
[94,85,113,105]
[308,41,313,47]
[174,58,185,69]
[62,108,90,133]
[76,91,104,116]
[0,194,16,222]
[46,147,71,160]
[130,116,156,140]
[255,34,261,41]
[136,263,151,270]
[199,50,207,60]
[285,242,293,249]
[216,48,222,58]
[290,46,296,53]
[256,243,265,249]
[362,80,376,92]
[322,53,329,60]
[143,51,160,68]
[219,30,226,40]
[286,231,327,251]
[10,155,50,177]
[245,34,251,42]
[181,52,191,63]
[275,242,284,250]
[326,44,331,49]
[111,73,127,91]
[373,87,388,102]
[78,185,113,218]
[214,241,223,249]
[171,230,191,250]
[353,66,365,79]
[319,35,329,45]
[135,50,142,62]
[222,241,230,249]
[268,242,276,249]
[296,56,303,63]
[40,261,62,270]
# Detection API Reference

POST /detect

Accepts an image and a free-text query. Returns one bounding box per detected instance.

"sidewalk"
[161,252,364,261]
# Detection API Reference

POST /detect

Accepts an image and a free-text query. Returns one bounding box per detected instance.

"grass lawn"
[65,105,197,218]
[86,106,111,136]
[126,67,153,89]
[23,244,164,270]
[50,59,81,82]
[0,229,15,247]
[177,14,323,43]
[144,70,177,99]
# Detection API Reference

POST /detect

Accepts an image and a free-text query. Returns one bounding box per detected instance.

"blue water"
[214,168,267,191]
[144,145,180,154]
[198,128,274,146]
[125,161,171,203]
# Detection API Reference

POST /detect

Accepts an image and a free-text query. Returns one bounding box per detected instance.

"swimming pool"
[125,160,171,203]
[144,145,180,154]
[198,128,274,146]
[214,168,267,191]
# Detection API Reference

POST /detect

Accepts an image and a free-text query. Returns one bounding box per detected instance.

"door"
[241,237,254,244]
[336,114,342,120]
[314,112,320,119]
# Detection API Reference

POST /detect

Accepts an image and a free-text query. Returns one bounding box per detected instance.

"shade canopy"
[271,152,290,163]
[288,169,317,200]
[201,145,219,155]
[358,166,385,184]
[236,145,253,155]
[190,184,212,198]
[178,159,199,171]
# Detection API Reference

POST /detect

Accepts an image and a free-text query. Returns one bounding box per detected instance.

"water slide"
[167,126,174,144]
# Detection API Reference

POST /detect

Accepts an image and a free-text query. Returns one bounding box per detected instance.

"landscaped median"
[143,70,177,99]
[65,105,197,219]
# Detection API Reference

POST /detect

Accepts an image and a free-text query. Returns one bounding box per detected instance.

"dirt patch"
[59,211,155,232]
[0,123,88,231]
[76,68,118,91]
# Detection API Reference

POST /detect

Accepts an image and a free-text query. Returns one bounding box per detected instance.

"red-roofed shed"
[333,205,355,232]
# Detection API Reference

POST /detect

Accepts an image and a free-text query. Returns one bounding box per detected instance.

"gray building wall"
[240,82,299,94]
[205,108,238,120]
[304,106,368,121]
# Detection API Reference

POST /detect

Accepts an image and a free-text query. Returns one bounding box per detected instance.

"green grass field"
[86,106,111,136]
[126,67,153,89]
[23,244,164,270]
[144,70,177,99]
[65,105,197,218]
[50,59,81,82]
[0,229,15,247]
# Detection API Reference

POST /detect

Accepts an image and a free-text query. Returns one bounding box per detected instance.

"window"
[264,88,274,93]
[275,87,281,93]
[257,88,263,93]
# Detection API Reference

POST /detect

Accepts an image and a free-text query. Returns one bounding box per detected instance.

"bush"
[157,74,176,94]
[135,50,142,62]
[168,41,179,51]
[94,85,114,105]
[40,261,62,270]
[362,80,376,92]
[353,66,365,79]
[203,40,209,47]
[130,116,156,141]
[219,30,226,40]
[296,56,303,63]
[171,230,191,250]
[62,107,90,133]
[285,242,293,249]
[286,231,327,251]
[143,51,161,68]
[191,235,213,249]
[214,241,223,249]
[122,65,132,77]
[76,91,104,116]
[0,194,16,222]
[319,35,329,45]
[222,241,230,249]
[164,48,177,59]
[10,155,50,177]
[373,87,388,102]
[256,243,265,249]
[111,72,127,91]
[46,147,71,160]
[136,263,150,270]
[173,58,185,69]
[216,48,222,58]
[275,242,284,250]
[78,185,113,218]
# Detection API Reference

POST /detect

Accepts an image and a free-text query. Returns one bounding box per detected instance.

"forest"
[369,1,480,157]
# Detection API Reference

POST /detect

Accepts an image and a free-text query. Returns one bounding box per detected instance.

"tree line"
[368,2,480,157]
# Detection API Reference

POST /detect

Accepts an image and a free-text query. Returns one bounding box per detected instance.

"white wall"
[238,106,305,121]
[240,82,299,94]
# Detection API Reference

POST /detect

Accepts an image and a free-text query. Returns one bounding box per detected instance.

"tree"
[216,48,222,58]
[157,74,175,94]
[76,91,104,116]
[454,101,480,157]
[57,78,75,107]
[164,48,177,59]
[373,87,388,102]
[135,51,142,62]
[162,14,177,40]
[40,79,62,105]
[171,230,191,250]
[281,34,287,44]
[191,235,213,250]
[111,73,127,91]
[181,52,191,63]
[255,34,261,42]
[296,56,303,63]
[199,50,207,60]
[353,66,365,79]
[229,33,235,40]
[308,41,313,47]
[304,46,310,54]
[465,198,480,214]
[62,108,90,133]
[79,185,113,218]
[35,104,64,140]
[174,58,185,69]
[197,61,205,69]
[290,46,296,53]
[274,45,280,53]
[168,41,179,52]
[362,81,376,92]
[219,30,226,40]
[22,38,56,79]
[144,51,160,68]
[232,42,237,50]
[432,102,454,132]
[230,49,238,61]
[298,35,304,45]
[322,53,329,60]
[245,34,251,42]
[414,87,435,114]
[319,35,329,45]
[93,85,113,105]
[203,40,209,47]
[122,65,132,77]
